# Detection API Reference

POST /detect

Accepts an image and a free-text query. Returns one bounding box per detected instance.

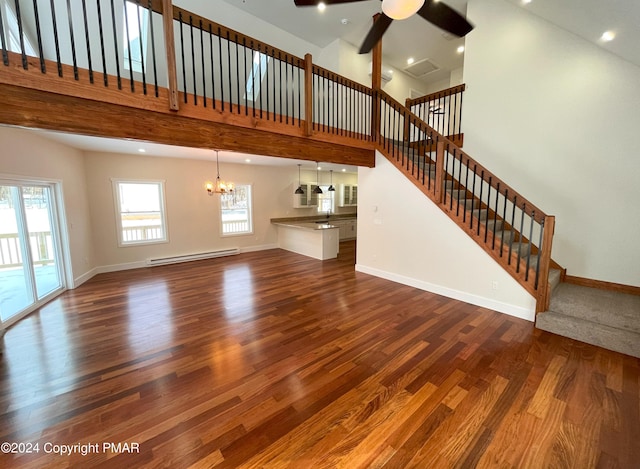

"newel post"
[304,53,313,136]
[435,141,445,204]
[536,215,556,313]
[162,0,180,111]
[370,14,383,142]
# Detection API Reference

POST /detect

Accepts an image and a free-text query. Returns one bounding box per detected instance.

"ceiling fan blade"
[358,13,393,54]
[417,0,474,37]
[293,0,368,6]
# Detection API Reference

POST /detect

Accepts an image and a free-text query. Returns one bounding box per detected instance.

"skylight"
[123,0,149,73]
[2,1,36,56]
[244,51,270,102]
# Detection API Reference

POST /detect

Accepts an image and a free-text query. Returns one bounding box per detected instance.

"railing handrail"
[311,64,374,95]
[378,89,548,223]
[406,83,466,108]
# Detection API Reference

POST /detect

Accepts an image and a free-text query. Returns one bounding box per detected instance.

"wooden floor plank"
[0,242,638,468]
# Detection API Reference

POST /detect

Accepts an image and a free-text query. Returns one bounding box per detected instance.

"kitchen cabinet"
[332,218,357,240]
[293,183,320,208]
[337,184,358,207]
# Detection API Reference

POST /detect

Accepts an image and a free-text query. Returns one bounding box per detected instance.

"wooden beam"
[0,84,375,167]
[162,0,180,111]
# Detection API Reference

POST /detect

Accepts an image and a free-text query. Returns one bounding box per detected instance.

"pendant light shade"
[381,0,425,20]
[313,162,323,194]
[294,164,305,194]
[328,170,335,192]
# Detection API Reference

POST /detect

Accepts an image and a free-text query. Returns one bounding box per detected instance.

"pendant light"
[313,162,323,194]
[294,164,305,194]
[206,150,234,195]
[328,170,335,192]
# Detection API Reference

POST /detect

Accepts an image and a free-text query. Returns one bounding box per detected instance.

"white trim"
[355,264,536,322]
[240,243,278,253]
[111,178,168,247]
[96,260,148,274]
[73,267,98,288]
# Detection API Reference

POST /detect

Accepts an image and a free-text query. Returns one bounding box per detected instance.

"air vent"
[403,58,439,79]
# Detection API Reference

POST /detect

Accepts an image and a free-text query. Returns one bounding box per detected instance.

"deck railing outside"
[0,231,53,267]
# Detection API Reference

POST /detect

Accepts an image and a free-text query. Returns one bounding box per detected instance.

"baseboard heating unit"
[146,248,240,266]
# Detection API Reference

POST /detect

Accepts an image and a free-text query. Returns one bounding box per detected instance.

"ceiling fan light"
[382,0,425,20]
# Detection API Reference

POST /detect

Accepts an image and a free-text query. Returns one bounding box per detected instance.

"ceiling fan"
[293,0,474,54]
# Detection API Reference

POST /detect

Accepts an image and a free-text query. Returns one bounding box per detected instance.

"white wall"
[335,39,430,103]
[176,0,322,60]
[356,152,536,320]
[463,0,640,287]
[0,126,94,287]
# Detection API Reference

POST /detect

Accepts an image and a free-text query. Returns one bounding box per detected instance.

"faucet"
[326,209,331,220]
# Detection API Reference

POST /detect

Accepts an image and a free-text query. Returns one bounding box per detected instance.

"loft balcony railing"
[406,84,465,144]
[0,0,555,312]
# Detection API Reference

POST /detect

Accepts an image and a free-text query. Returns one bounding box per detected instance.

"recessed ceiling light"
[317,2,326,12]
[138,148,146,153]
[522,0,532,4]
[341,18,349,25]
[457,45,465,54]
[600,31,615,42]
[407,57,415,65]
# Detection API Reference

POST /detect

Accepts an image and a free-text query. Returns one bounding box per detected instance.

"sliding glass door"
[0,182,64,324]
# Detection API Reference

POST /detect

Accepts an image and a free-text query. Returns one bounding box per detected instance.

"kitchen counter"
[271,220,340,260]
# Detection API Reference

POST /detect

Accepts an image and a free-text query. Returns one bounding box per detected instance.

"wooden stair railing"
[376,89,556,312]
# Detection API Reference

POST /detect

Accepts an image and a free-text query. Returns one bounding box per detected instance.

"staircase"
[376,90,556,313]
[380,93,640,358]
[537,284,640,358]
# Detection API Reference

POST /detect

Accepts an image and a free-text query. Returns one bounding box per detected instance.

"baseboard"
[90,244,278,276]
[72,267,98,289]
[355,264,535,322]
[96,260,148,274]
[240,244,279,253]
[564,275,640,296]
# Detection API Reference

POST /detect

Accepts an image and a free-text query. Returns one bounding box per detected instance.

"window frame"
[316,185,335,214]
[219,183,253,237]
[112,179,168,247]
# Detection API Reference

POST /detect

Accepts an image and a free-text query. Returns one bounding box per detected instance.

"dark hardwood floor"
[0,241,638,468]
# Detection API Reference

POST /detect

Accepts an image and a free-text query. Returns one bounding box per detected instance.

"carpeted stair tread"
[536,311,640,358]
[548,283,640,333]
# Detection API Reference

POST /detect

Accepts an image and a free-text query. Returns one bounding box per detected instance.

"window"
[244,51,269,101]
[123,1,149,73]
[317,186,334,214]
[2,0,36,55]
[112,180,167,246]
[220,184,252,236]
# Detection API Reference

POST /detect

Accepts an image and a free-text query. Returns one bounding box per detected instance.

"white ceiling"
[31,0,640,167]
[219,0,640,76]
[32,129,359,172]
